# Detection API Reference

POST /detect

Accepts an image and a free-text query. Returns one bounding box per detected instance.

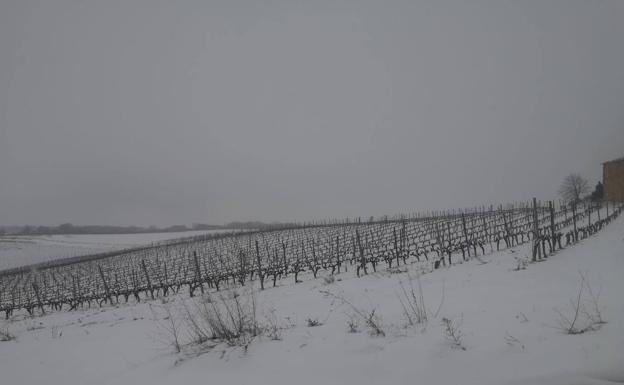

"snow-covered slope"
[0,229,238,270]
[1,216,623,385]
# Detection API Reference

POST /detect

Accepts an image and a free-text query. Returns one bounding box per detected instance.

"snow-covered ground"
[0,229,238,270]
[1,216,623,385]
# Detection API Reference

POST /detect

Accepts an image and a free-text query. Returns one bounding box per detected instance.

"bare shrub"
[513,255,529,271]
[346,315,359,333]
[50,325,63,339]
[554,271,605,335]
[504,332,525,350]
[322,275,335,285]
[581,273,605,326]
[306,317,322,327]
[515,312,529,323]
[155,289,288,354]
[263,309,286,341]
[150,303,183,353]
[396,273,427,327]
[363,309,385,337]
[554,292,584,334]
[0,326,15,342]
[441,316,466,350]
[320,290,385,337]
[186,290,261,347]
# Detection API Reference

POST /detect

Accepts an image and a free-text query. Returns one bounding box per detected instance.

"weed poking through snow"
[441,316,466,350]
[320,290,385,337]
[553,271,606,335]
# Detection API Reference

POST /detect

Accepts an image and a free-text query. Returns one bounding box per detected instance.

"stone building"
[603,157,624,201]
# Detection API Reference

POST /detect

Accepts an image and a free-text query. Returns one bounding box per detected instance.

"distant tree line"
[0,223,220,236]
[0,221,294,236]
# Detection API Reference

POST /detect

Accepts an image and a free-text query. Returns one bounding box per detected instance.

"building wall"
[603,158,624,201]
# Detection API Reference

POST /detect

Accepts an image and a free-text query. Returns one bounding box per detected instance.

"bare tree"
[558,173,590,203]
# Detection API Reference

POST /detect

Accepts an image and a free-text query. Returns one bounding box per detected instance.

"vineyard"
[1,200,621,319]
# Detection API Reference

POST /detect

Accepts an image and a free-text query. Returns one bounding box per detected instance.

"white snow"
[0,229,239,270]
[1,216,623,385]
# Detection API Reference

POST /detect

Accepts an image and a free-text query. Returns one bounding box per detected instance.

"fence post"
[597,202,601,221]
[193,252,203,295]
[98,265,113,304]
[549,201,556,253]
[141,259,154,299]
[532,197,539,262]
[572,202,578,242]
[32,281,45,314]
[461,213,470,257]
[255,240,265,290]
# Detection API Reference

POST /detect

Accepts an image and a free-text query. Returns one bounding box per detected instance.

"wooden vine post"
[549,201,556,253]
[531,197,539,262]
[572,202,578,242]
[98,265,113,305]
[255,240,265,290]
[141,259,154,300]
[461,213,470,258]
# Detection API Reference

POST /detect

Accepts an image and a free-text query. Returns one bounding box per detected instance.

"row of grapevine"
[0,200,621,318]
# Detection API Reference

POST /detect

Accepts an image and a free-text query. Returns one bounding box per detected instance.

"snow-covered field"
[0,230,238,271]
[1,216,623,385]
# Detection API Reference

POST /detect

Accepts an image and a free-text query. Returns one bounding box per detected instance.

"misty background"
[1,0,623,227]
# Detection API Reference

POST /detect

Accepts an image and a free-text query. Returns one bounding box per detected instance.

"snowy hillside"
[0,229,239,271]
[1,216,623,385]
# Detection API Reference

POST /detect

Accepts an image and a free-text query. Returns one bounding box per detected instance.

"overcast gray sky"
[1,0,623,226]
